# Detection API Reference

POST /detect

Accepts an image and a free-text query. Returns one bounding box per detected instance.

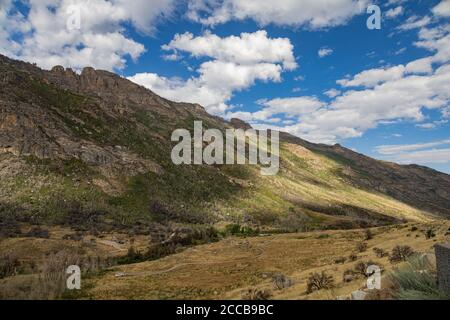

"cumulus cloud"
[129,30,297,115]
[187,0,368,28]
[433,0,450,17]
[162,30,297,70]
[0,0,175,71]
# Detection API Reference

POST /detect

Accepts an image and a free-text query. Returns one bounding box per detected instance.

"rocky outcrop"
[229,118,253,130]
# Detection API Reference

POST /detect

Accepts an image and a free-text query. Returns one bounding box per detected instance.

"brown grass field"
[64,221,449,300]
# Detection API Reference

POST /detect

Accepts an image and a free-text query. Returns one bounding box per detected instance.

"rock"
[351,290,368,300]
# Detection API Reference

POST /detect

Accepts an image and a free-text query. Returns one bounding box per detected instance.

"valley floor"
[76,222,449,300]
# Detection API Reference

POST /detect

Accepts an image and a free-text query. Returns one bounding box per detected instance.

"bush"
[242,288,272,300]
[349,253,358,262]
[354,261,380,278]
[425,229,436,240]
[334,257,346,264]
[410,226,418,232]
[25,227,50,239]
[272,273,294,290]
[117,246,144,265]
[389,256,450,300]
[356,242,368,253]
[364,229,373,240]
[373,247,389,258]
[306,272,335,294]
[389,245,415,263]
[223,224,259,237]
[144,242,177,261]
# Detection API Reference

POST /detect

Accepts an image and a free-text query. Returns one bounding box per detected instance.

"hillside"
[1,53,450,240]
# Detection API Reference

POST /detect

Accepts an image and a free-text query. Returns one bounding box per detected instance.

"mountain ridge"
[1,53,449,234]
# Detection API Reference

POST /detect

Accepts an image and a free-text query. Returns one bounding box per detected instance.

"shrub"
[306,272,335,294]
[364,229,373,240]
[272,273,294,290]
[356,242,368,253]
[425,229,436,240]
[389,256,450,300]
[373,247,389,258]
[354,261,380,278]
[25,227,50,239]
[242,288,272,300]
[334,257,346,264]
[349,253,358,262]
[389,245,415,263]
[117,246,144,265]
[144,242,177,261]
[223,224,259,237]
[410,226,418,232]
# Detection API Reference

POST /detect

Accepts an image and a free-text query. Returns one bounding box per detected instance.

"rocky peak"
[229,118,253,130]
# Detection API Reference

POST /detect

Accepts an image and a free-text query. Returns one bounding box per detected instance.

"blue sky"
[1,0,450,173]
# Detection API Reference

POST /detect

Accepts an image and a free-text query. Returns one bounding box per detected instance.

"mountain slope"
[1,54,449,236]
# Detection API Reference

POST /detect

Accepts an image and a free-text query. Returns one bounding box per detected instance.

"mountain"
[1,53,449,239]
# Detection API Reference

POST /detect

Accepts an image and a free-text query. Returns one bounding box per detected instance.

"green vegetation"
[389,256,450,300]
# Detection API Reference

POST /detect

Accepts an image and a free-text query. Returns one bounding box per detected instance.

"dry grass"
[76,221,449,300]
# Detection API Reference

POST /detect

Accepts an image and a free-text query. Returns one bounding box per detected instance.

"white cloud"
[187,0,369,29]
[234,61,450,144]
[443,106,450,118]
[162,53,182,61]
[416,119,448,129]
[257,97,325,117]
[386,6,403,19]
[0,0,175,71]
[318,47,333,58]
[375,140,450,155]
[405,57,433,74]
[162,30,297,70]
[324,88,341,98]
[129,30,296,115]
[337,65,407,88]
[433,0,450,17]
[395,47,407,55]
[375,139,450,165]
[398,15,431,31]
